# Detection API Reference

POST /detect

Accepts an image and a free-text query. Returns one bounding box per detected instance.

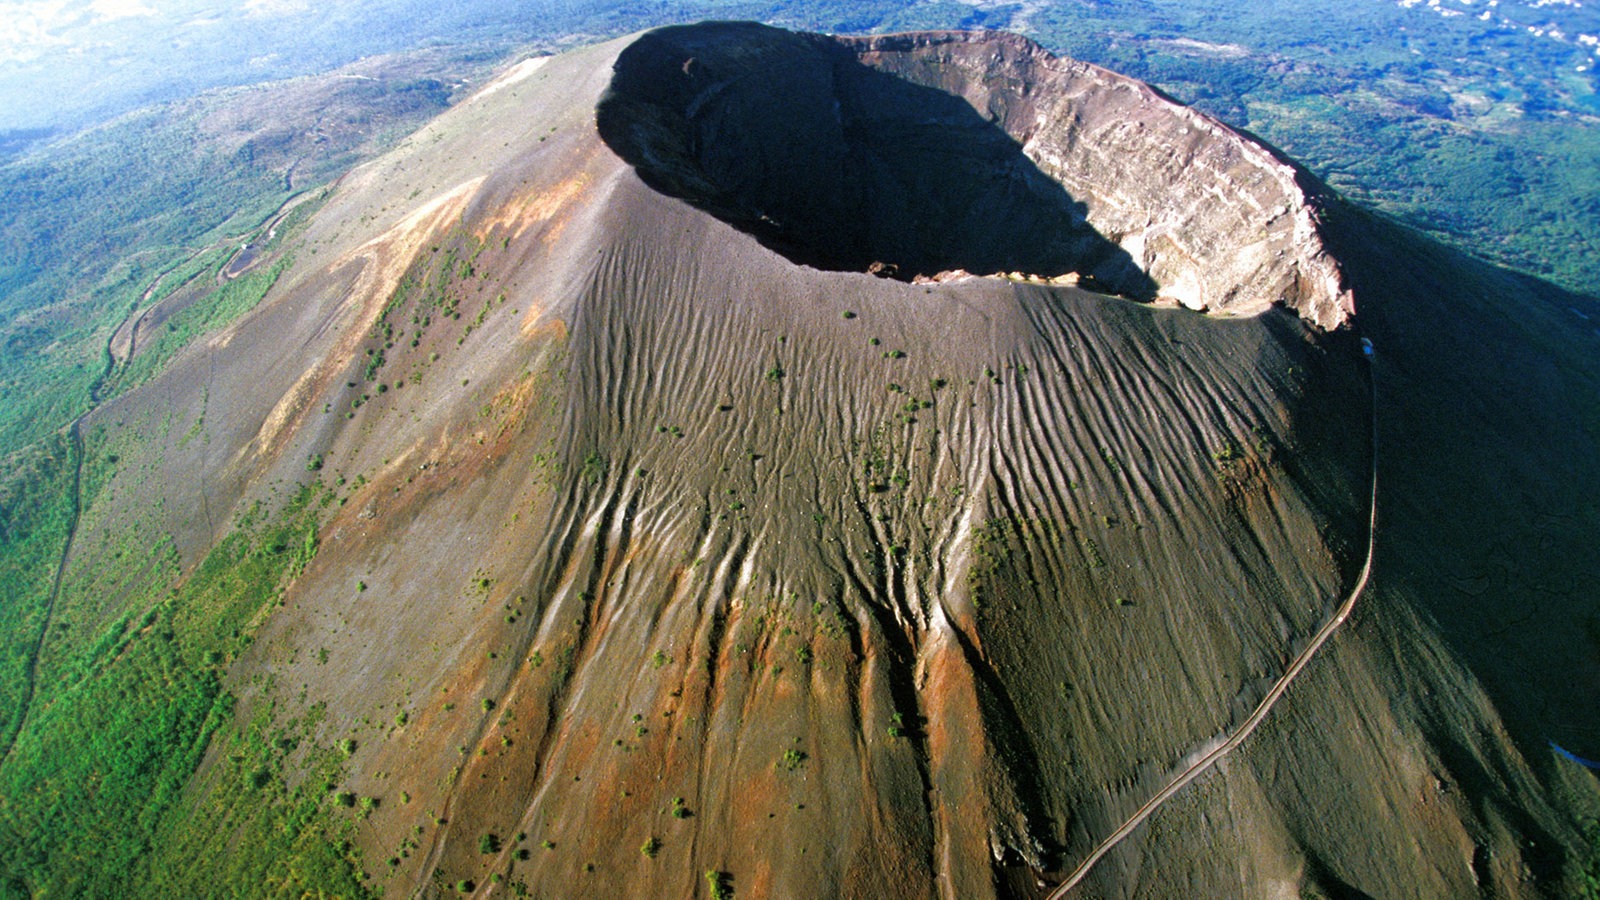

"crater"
[597,22,1353,328]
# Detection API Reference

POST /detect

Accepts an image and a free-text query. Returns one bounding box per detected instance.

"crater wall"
[599,23,1355,328]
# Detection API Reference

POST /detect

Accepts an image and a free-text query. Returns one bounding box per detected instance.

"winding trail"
[1046,352,1379,898]
[0,346,109,764]
[0,209,291,764]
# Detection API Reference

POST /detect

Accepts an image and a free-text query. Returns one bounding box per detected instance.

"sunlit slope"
[15,24,1596,899]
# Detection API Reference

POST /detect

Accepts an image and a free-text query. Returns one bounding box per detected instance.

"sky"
[0,0,306,130]
[3,0,1597,136]
[0,0,308,65]
[0,0,534,133]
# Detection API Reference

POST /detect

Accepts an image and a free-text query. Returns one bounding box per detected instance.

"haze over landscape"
[0,2,1597,898]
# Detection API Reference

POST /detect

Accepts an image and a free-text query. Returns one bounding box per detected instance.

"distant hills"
[4,0,1596,315]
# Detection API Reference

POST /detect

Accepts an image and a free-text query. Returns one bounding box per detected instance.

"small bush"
[580,451,607,485]
[706,869,733,900]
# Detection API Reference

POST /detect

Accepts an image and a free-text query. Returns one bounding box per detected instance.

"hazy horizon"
[4,0,1597,136]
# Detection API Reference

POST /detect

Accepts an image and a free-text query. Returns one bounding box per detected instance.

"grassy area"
[141,691,370,897]
[0,435,76,759]
[1012,0,1600,297]
[105,256,293,398]
[0,484,366,897]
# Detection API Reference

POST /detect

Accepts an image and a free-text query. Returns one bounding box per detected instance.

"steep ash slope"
[14,22,1598,900]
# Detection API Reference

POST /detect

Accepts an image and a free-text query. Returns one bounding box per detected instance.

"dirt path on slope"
[0,351,110,764]
[0,232,257,764]
[1046,350,1380,898]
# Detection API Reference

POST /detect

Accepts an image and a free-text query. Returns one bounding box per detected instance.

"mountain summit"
[599,24,1353,328]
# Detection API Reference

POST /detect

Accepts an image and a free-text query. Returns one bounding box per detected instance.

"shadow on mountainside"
[597,21,1158,300]
[1327,203,1600,884]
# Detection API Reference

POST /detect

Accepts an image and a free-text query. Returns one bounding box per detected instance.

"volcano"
[7,21,1599,899]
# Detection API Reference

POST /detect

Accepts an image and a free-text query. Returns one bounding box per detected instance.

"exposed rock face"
[599,23,1355,328]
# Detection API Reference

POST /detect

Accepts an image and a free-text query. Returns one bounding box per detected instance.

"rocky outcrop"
[848,31,1354,329]
[600,23,1355,329]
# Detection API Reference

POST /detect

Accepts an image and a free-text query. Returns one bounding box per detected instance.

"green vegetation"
[1583,820,1600,899]
[0,485,365,896]
[580,451,608,486]
[887,711,907,739]
[706,869,734,900]
[110,258,293,397]
[640,836,662,858]
[1,118,281,324]
[0,435,76,757]
[0,95,336,455]
[141,689,368,896]
[1013,1,1600,295]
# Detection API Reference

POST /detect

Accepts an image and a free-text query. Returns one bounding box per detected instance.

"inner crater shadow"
[597,21,1158,300]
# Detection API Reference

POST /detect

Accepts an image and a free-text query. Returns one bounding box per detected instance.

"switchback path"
[1047,354,1379,898]
[0,187,318,765]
